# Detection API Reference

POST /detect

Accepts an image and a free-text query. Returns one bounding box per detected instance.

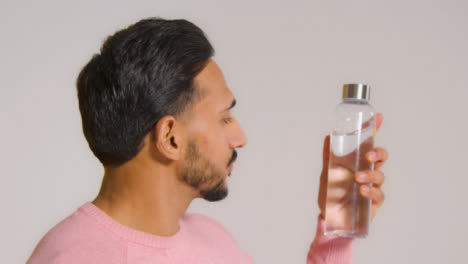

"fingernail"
[358,173,368,181]
[362,185,370,194]
[368,152,377,161]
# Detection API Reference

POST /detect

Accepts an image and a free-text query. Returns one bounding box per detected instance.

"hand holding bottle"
[318,113,387,235]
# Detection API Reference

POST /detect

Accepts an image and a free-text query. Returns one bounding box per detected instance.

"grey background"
[2,0,467,263]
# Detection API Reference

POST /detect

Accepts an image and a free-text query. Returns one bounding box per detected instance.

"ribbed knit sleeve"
[306,216,354,264]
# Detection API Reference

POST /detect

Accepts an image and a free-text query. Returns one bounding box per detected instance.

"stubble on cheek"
[180,140,220,190]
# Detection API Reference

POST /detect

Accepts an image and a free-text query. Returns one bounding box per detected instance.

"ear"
[154,116,184,161]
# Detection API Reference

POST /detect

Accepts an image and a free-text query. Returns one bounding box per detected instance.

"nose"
[229,121,247,149]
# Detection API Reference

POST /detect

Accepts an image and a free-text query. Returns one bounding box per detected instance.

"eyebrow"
[222,99,236,112]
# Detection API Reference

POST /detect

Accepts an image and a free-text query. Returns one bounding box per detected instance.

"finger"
[374,160,385,170]
[355,170,385,186]
[366,147,389,163]
[376,113,383,131]
[360,185,385,206]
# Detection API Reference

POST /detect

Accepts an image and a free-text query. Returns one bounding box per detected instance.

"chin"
[200,179,228,202]
[202,189,228,202]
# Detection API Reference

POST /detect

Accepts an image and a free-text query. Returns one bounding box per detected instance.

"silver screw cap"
[342,83,371,101]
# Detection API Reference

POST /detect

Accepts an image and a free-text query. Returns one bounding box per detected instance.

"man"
[27,18,387,263]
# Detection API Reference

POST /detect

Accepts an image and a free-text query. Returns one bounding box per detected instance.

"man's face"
[179,59,247,201]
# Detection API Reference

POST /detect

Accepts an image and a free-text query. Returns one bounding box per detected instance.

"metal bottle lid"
[342,83,371,101]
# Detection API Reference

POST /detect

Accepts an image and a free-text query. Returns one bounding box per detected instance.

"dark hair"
[77,18,214,167]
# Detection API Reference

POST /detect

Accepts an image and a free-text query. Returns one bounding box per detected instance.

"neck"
[92,159,196,237]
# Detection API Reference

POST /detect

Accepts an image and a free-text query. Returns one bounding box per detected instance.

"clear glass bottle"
[324,83,376,238]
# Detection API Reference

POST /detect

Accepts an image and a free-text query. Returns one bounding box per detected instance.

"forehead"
[193,59,233,110]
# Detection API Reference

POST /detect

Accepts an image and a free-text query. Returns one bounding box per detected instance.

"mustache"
[227,150,238,167]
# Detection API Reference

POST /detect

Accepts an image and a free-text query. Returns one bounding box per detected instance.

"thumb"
[322,135,330,173]
[376,113,384,131]
[318,135,330,219]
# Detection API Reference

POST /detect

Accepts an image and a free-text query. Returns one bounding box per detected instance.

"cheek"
[201,137,209,146]
[189,117,229,155]
[198,131,230,164]
[200,131,228,152]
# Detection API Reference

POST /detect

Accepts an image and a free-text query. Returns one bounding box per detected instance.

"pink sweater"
[27,203,353,263]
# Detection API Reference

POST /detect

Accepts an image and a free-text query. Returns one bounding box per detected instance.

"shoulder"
[181,213,253,262]
[27,204,124,264]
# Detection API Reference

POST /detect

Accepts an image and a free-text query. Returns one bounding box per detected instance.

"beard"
[180,140,235,202]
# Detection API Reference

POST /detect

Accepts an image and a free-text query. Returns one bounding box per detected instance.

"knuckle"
[375,148,383,157]
[374,148,388,160]
[370,170,383,181]
[377,170,385,179]
[380,148,389,159]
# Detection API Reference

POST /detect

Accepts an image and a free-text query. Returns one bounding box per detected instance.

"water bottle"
[324,83,376,238]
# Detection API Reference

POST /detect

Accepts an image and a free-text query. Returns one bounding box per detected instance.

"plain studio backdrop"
[1,0,467,263]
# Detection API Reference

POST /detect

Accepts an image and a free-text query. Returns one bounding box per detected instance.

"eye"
[222,117,233,124]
